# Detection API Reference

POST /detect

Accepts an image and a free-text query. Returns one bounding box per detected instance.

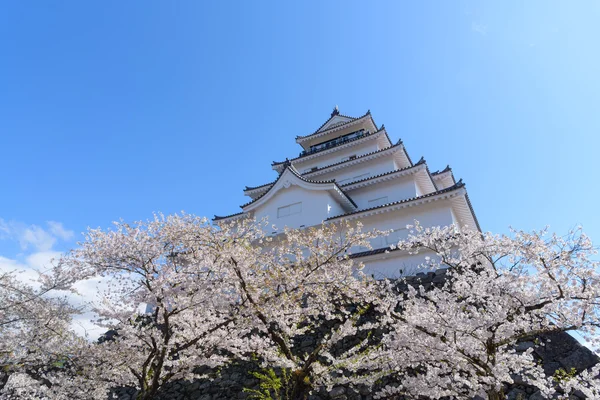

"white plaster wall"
[312,157,397,184]
[358,203,455,235]
[340,203,455,254]
[347,176,418,209]
[253,185,345,231]
[294,141,381,173]
[360,250,443,280]
[415,180,426,196]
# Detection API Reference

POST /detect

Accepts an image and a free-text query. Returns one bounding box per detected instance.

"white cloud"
[26,250,62,271]
[0,219,74,252]
[472,22,488,36]
[20,225,56,251]
[0,219,103,338]
[0,219,10,237]
[71,312,106,340]
[0,255,42,287]
[47,221,74,241]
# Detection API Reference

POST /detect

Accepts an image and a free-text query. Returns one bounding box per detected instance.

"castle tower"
[214,108,480,278]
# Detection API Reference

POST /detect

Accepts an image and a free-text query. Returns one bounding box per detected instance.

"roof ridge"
[240,165,349,209]
[431,165,452,175]
[297,110,370,140]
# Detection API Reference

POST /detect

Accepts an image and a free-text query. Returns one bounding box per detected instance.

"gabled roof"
[296,110,375,144]
[312,109,356,134]
[240,163,358,212]
[301,107,363,137]
[245,143,415,199]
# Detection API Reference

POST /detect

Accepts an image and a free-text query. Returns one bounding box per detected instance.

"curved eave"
[326,182,467,222]
[341,158,427,191]
[272,128,392,172]
[302,141,411,179]
[431,168,456,189]
[241,165,358,213]
[212,212,249,224]
[431,165,452,175]
[295,112,376,147]
[244,182,275,198]
[247,152,420,200]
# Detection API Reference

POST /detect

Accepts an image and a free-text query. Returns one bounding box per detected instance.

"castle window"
[368,196,388,208]
[277,202,302,218]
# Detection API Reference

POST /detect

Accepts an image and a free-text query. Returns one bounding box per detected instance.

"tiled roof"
[245,151,420,196]
[245,181,274,192]
[240,164,357,209]
[326,180,466,221]
[302,140,406,176]
[348,245,400,259]
[296,110,373,140]
[465,193,482,232]
[340,157,426,188]
[272,127,388,167]
[431,165,452,175]
[430,165,456,189]
[213,211,244,222]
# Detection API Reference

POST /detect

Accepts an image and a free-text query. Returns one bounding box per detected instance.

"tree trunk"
[487,389,505,400]
[290,370,311,400]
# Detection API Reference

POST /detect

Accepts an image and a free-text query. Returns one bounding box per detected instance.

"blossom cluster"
[0,215,598,400]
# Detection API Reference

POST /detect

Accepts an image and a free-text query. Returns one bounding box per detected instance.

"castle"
[214,107,479,278]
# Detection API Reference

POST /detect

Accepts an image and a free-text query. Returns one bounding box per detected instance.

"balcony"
[299,129,370,157]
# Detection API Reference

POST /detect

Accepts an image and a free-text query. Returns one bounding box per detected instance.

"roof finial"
[331,105,340,117]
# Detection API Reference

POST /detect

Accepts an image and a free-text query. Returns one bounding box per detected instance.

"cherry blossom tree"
[373,223,600,400]
[47,215,384,400]
[211,220,384,400]
[7,214,598,400]
[0,264,83,396]
[52,214,243,400]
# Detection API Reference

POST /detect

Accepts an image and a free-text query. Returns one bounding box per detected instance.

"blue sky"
[1,1,599,276]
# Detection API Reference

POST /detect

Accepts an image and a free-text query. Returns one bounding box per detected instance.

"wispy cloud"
[0,218,74,251]
[47,221,74,241]
[471,22,488,36]
[0,219,107,339]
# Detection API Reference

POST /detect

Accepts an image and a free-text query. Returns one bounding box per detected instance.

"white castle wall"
[310,156,398,183]
[252,185,345,231]
[294,140,382,173]
[341,202,456,255]
[360,250,442,279]
[347,176,418,209]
